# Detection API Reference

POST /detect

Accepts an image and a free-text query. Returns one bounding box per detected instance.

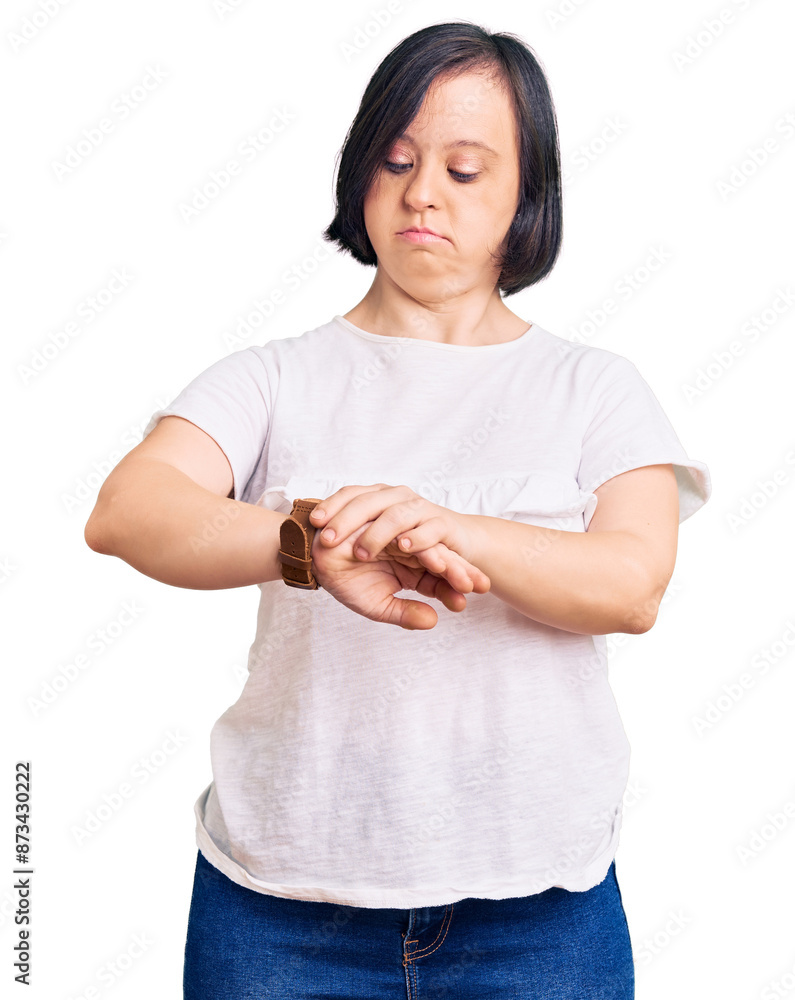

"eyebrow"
[396,132,499,158]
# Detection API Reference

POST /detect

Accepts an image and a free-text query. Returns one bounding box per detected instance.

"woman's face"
[362,69,521,300]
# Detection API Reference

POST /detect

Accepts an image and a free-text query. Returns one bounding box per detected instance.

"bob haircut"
[322,20,563,297]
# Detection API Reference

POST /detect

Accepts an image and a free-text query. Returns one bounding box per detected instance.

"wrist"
[452,510,485,568]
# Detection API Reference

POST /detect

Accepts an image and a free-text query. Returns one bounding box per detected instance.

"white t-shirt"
[143,314,711,908]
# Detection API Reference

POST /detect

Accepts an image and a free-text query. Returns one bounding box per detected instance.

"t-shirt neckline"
[332,314,537,353]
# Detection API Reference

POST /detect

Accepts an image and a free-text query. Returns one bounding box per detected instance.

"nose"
[402,160,444,212]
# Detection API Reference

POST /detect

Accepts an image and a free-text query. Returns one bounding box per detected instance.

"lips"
[397,227,450,246]
[399,227,446,239]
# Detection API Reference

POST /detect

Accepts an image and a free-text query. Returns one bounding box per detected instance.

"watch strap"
[279,498,323,590]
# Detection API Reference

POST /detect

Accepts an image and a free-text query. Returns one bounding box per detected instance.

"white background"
[3,0,794,997]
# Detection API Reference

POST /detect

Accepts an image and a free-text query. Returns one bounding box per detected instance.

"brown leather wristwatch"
[279,498,323,589]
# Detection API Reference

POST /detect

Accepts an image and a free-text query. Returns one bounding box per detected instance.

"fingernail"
[322,528,335,540]
[355,545,369,560]
[312,508,326,519]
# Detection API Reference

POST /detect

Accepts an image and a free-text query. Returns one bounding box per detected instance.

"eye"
[384,161,479,183]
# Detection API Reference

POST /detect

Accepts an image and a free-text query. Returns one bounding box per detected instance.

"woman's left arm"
[312,464,680,636]
[460,463,680,635]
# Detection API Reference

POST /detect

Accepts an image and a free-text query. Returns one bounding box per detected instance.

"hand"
[309,517,488,632]
[310,483,486,574]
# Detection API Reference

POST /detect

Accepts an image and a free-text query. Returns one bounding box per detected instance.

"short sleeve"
[142,348,272,504]
[577,356,711,525]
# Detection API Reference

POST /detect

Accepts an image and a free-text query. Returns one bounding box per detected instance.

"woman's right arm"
[83,415,287,590]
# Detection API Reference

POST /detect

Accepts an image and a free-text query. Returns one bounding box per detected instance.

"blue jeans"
[183,849,634,998]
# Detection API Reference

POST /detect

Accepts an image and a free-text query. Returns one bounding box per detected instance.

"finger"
[423,547,473,594]
[434,552,489,596]
[452,552,491,592]
[394,520,452,557]
[413,544,479,596]
[323,487,419,550]
[309,485,392,542]
[403,535,490,592]
[410,557,469,611]
[420,573,468,614]
[384,594,439,631]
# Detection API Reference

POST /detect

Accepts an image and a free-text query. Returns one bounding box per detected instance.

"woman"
[85,20,711,999]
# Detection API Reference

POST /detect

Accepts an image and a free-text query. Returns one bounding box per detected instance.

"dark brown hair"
[322,20,563,297]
